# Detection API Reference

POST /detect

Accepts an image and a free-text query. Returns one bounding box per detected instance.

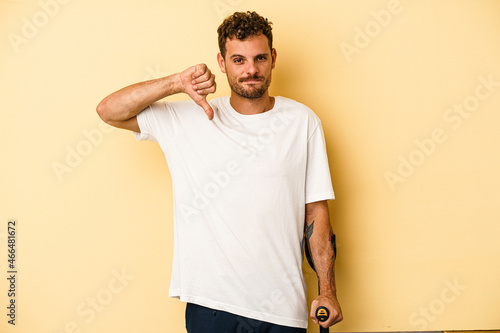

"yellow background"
[1,0,500,332]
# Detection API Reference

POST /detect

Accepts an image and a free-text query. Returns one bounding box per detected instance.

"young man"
[97,11,342,332]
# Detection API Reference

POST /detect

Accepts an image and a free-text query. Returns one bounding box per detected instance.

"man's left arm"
[305,200,343,328]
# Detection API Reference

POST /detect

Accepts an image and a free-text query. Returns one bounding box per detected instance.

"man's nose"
[245,61,258,76]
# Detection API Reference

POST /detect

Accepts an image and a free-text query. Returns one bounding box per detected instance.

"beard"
[228,72,272,99]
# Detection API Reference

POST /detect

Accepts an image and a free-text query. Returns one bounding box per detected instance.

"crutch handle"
[315,306,329,332]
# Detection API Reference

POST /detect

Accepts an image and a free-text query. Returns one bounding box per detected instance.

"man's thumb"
[198,98,214,120]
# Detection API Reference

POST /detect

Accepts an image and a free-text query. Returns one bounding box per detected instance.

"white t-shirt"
[134,96,334,328]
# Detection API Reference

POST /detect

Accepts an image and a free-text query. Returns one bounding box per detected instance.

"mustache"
[239,75,265,82]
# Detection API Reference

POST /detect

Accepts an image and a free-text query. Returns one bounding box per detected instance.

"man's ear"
[271,48,277,69]
[217,53,226,73]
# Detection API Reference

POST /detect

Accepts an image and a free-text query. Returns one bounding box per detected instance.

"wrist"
[319,282,337,297]
[171,73,185,95]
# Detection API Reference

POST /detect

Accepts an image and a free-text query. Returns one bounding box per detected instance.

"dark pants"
[185,303,307,333]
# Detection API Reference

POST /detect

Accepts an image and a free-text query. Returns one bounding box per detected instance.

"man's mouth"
[240,76,264,83]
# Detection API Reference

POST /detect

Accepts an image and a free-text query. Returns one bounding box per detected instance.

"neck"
[229,91,275,115]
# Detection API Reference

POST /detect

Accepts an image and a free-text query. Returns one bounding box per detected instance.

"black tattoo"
[326,229,335,285]
[305,220,314,240]
[304,220,315,271]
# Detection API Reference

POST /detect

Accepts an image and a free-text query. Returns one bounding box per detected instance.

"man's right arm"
[96,64,217,132]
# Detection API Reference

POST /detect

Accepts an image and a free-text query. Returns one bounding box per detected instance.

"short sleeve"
[133,99,206,143]
[305,121,335,203]
[133,101,169,143]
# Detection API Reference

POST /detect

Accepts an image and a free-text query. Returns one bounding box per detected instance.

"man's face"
[218,34,277,99]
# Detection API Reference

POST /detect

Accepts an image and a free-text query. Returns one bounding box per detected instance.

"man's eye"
[234,58,243,64]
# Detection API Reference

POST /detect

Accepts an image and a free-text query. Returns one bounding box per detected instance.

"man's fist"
[180,64,217,120]
[310,293,343,328]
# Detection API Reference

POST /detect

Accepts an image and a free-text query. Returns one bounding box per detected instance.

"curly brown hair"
[217,11,273,58]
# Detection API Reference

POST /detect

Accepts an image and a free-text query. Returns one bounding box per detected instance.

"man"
[97,11,342,332]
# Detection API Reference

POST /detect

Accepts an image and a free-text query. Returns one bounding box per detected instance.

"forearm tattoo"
[327,229,336,286]
[304,220,336,288]
[304,220,315,269]
[305,220,314,241]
